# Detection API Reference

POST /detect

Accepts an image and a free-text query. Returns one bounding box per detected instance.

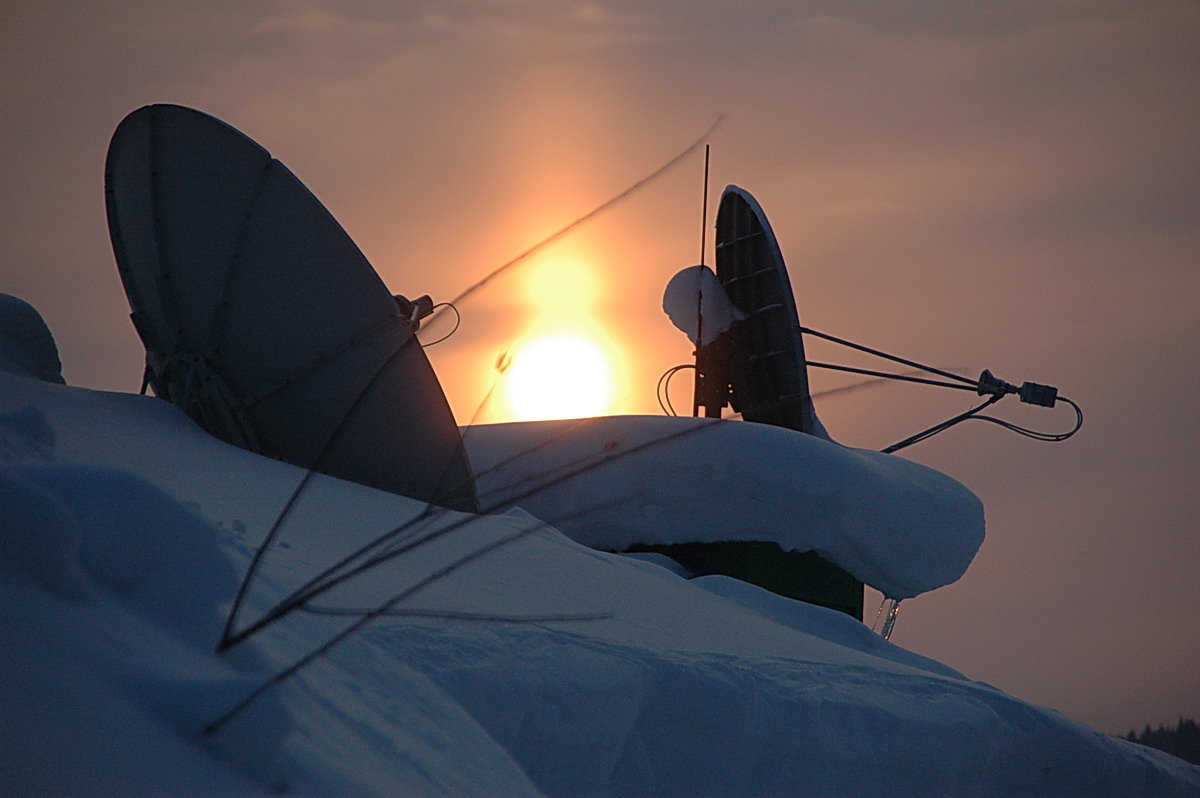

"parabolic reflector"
[105,104,477,512]
[712,185,816,435]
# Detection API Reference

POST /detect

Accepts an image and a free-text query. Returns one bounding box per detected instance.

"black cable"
[657,364,694,416]
[418,302,460,347]
[882,394,1083,453]
[796,325,1082,452]
[882,395,1004,453]
[964,395,1084,443]
[800,326,979,388]
[806,360,979,393]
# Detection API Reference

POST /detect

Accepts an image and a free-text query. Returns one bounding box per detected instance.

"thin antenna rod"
[433,114,724,319]
[699,144,710,267]
[693,145,710,418]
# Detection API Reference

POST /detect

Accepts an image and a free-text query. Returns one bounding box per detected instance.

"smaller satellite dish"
[105,104,477,512]
[699,185,818,436]
[664,186,853,615]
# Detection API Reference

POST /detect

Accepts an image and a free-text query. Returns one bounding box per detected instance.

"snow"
[2,299,1199,796]
[661,264,744,347]
[464,414,984,598]
[659,265,834,441]
[0,293,64,385]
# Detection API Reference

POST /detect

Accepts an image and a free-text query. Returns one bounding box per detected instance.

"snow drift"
[464,415,984,599]
[2,297,1198,796]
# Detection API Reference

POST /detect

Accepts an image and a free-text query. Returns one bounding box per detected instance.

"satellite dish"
[104,104,478,512]
[672,185,856,617]
[700,185,818,435]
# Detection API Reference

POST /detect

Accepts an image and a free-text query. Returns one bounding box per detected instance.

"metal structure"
[105,104,477,512]
[695,186,816,434]
[682,185,863,619]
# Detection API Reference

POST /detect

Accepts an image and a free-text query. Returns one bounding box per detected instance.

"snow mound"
[2,297,1198,795]
[0,293,64,384]
[0,419,539,795]
[464,415,985,598]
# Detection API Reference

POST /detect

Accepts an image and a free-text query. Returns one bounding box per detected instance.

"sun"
[504,335,613,421]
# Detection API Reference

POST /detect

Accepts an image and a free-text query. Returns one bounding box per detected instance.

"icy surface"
[465,415,984,599]
[661,264,745,346]
[2,304,1199,795]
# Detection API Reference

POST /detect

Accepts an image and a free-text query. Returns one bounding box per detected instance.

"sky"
[2,0,1197,735]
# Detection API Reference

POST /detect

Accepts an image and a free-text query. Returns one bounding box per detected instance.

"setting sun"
[503,335,613,421]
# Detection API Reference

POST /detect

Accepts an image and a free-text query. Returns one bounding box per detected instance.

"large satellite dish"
[707,185,816,434]
[105,104,478,512]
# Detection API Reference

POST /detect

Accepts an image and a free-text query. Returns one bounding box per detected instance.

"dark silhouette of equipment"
[105,104,477,512]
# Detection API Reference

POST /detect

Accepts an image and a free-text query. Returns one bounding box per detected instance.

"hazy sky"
[3,1,1197,735]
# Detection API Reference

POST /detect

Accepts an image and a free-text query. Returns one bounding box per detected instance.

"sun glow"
[525,257,597,308]
[503,335,614,421]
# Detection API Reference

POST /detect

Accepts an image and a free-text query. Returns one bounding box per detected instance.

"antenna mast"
[692,145,712,418]
[699,144,710,268]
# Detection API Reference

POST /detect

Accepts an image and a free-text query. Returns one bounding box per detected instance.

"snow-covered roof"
[464,414,984,599]
[3,297,1197,795]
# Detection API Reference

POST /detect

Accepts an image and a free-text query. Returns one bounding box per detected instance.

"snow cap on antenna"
[662,265,745,347]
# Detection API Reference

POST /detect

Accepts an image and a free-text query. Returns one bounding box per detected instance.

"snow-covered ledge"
[463,415,985,600]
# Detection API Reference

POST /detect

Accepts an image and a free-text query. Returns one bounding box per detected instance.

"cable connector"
[977,369,1019,397]
[393,294,434,330]
[977,369,1058,407]
[1018,381,1058,407]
